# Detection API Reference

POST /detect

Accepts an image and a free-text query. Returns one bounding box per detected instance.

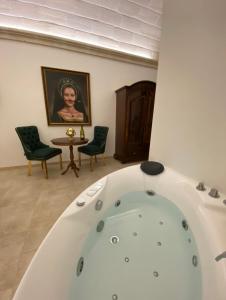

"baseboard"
[0,155,113,170]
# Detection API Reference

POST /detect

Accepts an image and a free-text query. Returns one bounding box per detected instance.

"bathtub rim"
[13,164,226,300]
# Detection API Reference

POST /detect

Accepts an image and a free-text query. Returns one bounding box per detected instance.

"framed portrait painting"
[41,66,91,125]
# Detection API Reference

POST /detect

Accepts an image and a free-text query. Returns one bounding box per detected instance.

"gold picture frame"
[41,66,91,126]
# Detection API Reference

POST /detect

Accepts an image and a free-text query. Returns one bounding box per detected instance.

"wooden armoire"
[114,81,156,163]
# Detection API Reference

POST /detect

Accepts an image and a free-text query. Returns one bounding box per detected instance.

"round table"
[51,137,88,177]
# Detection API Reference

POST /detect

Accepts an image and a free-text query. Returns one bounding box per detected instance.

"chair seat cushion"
[78,144,103,156]
[28,147,62,160]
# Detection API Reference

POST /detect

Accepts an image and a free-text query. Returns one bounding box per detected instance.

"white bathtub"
[13,165,226,300]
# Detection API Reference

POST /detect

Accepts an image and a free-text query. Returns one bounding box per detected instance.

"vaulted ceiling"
[0,0,163,60]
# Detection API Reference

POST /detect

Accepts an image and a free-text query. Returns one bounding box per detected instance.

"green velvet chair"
[78,126,109,171]
[15,126,62,179]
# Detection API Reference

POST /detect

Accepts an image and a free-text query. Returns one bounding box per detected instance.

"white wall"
[150,0,226,193]
[0,39,157,167]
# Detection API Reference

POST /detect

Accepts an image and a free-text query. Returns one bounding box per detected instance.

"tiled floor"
[0,157,131,300]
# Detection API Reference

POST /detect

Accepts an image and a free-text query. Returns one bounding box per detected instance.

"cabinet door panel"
[127,92,150,143]
[127,94,145,146]
[143,89,155,144]
[115,81,156,163]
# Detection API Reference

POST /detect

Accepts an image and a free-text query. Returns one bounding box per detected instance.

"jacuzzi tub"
[13,164,226,300]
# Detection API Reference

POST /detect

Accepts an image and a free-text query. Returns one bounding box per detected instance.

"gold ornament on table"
[66,128,75,140]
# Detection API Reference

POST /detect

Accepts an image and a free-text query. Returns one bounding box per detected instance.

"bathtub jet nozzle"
[96,220,105,232]
[76,257,84,276]
[196,182,206,191]
[146,190,155,196]
[208,188,220,198]
[95,200,103,211]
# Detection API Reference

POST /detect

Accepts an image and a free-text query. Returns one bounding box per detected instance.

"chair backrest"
[93,126,109,151]
[15,126,41,156]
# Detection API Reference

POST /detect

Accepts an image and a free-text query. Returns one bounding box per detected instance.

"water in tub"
[71,191,202,300]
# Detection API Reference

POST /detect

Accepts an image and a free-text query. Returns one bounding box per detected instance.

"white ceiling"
[0,0,163,60]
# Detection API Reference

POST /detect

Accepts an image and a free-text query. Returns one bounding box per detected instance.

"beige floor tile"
[0,259,18,290]
[0,288,13,300]
[22,222,53,253]
[0,202,34,235]
[16,250,35,286]
[0,231,26,264]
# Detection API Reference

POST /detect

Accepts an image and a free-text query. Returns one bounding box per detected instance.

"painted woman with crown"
[52,78,86,123]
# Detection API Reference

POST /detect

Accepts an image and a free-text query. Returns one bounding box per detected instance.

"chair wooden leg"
[27,160,32,176]
[95,155,97,163]
[41,161,44,170]
[78,151,81,167]
[43,161,48,179]
[90,156,93,171]
[59,154,63,170]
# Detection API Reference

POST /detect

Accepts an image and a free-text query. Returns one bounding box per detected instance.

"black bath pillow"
[140,161,164,175]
